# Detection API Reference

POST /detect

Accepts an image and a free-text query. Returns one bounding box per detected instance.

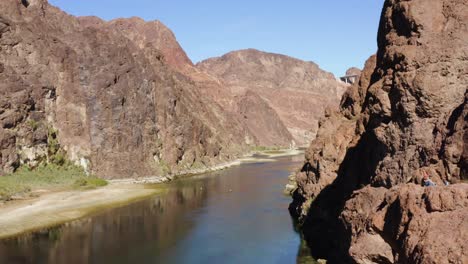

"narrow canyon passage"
[0,155,313,264]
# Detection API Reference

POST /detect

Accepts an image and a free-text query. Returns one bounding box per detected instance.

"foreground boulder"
[343,184,468,264]
[290,0,468,263]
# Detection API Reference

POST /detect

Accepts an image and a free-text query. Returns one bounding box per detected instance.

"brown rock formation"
[0,0,249,178]
[197,49,347,146]
[342,184,468,264]
[235,91,293,146]
[2,0,336,178]
[290,0,468,263]
[104,17,194,73]
[104,18,294,148]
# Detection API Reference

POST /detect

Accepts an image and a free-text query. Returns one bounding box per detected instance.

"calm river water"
[0,155,315,264]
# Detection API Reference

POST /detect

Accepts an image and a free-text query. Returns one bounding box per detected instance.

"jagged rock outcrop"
[342,184,468,264]
[104,17,194,74]
[197,49,347,146]
[0,0,249,178]
[290,0,468,263]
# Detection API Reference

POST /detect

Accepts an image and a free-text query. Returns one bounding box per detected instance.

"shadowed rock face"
[291,0,468,263]
[0,0,249,178]
[197,49,347,146]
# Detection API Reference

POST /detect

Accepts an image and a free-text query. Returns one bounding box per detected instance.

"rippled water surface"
[0,155,314,264]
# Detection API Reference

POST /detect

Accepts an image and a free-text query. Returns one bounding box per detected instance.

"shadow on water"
[0,155,318,264]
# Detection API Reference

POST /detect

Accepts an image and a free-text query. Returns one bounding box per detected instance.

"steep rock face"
[292,56,377,207]
[190,71,295,147]
[104,17,193,73]
[197,49,347,146]
[235,91,293,146]
[291,0,468,263]
[0,0,247,178]
[105,18,293,147]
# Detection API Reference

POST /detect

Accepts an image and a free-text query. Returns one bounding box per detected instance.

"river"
[0,154,315,264]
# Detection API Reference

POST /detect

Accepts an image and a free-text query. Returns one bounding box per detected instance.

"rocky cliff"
[197,49,347,146]
[0,0,250,178]
[104,17,194,74]
[104,19,295,147]
[290,0,468,263]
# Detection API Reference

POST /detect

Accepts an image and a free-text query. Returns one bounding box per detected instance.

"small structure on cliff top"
[339,74,359,84]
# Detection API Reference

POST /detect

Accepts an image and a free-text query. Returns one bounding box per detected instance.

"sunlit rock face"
[104,20,295,147]
[197,49,347,146]
[290,0,468,263]
[0,0,251,178]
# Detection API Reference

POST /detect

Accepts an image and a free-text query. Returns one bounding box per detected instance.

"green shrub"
[159,160,171,175]
[190,160,205,170]
[73,177,108,189]
[47,127,60,155]
[50,151,66,166]
[26,119,39,131]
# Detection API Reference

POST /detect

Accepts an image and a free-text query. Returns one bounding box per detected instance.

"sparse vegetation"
[262,150,285,155]
[47,127,67,166]
[0,164,108,201]
[190,160,206,170]
[26,119,39,131]
[158,160,171,175]
[251,145,287,155]
[73,177,108,190]
[251,146,281,152]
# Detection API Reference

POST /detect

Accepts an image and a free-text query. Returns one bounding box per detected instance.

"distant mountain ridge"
[197,49,348,145]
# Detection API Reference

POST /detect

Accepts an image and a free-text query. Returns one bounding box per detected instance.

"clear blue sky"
[49,0,385,77]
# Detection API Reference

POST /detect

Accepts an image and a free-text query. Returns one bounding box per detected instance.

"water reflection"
[0,156,315,264]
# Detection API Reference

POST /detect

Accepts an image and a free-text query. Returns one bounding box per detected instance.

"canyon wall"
[290,0,468,263]
[0,0,342,178]
[197,49,347,146]
[1,0,348,179]
[105,20,294,147]
[0,0,250,178]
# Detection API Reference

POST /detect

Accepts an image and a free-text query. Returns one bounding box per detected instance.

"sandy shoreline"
[0,149,303,240]
[0,184,164,240]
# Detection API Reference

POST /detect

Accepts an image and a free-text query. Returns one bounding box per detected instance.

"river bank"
[0,183,164,240]
[1,153,309,264]
[109,148,302,184]
[0,149,303,240]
